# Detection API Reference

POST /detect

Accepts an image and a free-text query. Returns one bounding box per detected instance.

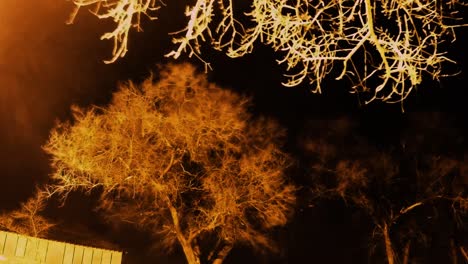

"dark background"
[0,1,466,263]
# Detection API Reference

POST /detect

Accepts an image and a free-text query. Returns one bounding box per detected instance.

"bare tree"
[67,0,466,105]
[0,189,55,238]
[43,63,295,264]
[302,116,467,264]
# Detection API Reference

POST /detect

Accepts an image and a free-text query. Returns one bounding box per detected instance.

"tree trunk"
[30,216,38,237]
[382,223,395,264]
[168,203,200,264]
[460,246,468,262]
[450,239,457,264]
[402,240,410,264]
[179,240,200,264]
[212,244,233,264]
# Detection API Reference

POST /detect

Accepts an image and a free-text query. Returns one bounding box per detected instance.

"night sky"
[0,1,466,263]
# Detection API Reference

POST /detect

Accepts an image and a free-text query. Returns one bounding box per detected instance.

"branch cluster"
[69,0,465,104]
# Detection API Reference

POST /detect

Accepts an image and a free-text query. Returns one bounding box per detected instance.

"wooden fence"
[0,231,122,264]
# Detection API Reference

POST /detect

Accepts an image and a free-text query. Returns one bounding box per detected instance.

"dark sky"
[0,1,466,263]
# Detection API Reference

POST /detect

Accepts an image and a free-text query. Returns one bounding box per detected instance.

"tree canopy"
[43,63,296,264]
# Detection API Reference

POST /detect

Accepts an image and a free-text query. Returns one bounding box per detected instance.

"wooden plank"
[82,247,93,263]
[36,239,49,262]
[24,238,39,259]
[72,246,84,264]
[3,232,18,256]
[110,251,122,264]
[92,249,103,264]
[0,231,7,254]
[15,235,27,257]
[101,251,111,264]
[46,241,65,264]
[63,244,75,264]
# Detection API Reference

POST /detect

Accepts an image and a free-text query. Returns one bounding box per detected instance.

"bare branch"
[68,0,466,105]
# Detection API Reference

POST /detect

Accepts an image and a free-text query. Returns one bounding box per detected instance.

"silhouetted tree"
[44,63,296,264]
[302,116,467,264]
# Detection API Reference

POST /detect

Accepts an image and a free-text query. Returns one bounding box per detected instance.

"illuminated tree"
[303,117,467,264]
[67,0,466,105]
[0,190,55,238]
[43,63,295,264]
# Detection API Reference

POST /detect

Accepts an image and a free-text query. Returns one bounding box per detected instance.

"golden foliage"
[44,63,295,263]
[68,0,465,105]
